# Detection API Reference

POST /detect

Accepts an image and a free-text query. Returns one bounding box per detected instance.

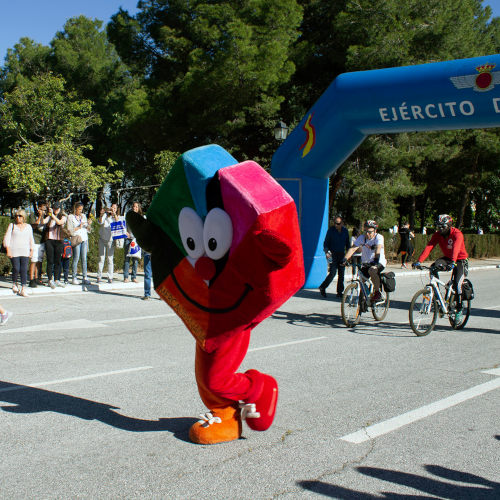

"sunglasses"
[335,222,342,225]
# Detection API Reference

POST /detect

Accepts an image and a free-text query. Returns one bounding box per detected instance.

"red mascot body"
[127,145,304,444]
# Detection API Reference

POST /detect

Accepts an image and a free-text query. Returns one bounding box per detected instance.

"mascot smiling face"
[127,145,304,352]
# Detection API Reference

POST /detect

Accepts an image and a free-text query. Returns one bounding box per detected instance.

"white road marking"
[0,366,154,394]
[5,319,108,333]
[340,369,500,443]
[101,313,177,323]
[3,314,179,333]
[249,337,327,352]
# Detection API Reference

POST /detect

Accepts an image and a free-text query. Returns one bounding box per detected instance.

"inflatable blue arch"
[271,54,500,288]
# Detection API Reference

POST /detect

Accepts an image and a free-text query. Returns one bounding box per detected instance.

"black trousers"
[45,239,63,281]
[320,251,346,294]
[432,257,466,305]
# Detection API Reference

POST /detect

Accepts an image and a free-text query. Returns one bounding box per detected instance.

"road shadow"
[0,381,196,442]
[298,463,499,499]
[272,310,344,329]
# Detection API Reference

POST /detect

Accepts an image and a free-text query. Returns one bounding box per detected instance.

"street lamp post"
[274,120,289,142]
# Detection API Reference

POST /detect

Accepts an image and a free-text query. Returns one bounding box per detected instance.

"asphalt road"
[0,267,498,499]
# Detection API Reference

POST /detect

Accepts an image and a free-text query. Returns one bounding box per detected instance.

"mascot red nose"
[127,145,304,444]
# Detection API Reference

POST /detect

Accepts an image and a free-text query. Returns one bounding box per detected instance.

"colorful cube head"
[140,145,304,352]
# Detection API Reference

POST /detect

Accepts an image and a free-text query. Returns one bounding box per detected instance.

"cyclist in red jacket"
[413,214,468,317]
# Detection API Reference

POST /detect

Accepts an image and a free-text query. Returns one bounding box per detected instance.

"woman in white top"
[96,202,124,283]
[42,202,67,289]
[3,208,34,297]
[67,202,91,285]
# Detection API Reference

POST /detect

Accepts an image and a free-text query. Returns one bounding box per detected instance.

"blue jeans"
[72,240,88,280]
[123,257,139,280]
[143,252,152,297]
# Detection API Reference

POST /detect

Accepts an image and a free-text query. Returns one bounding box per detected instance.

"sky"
[0,0,140,64]
[0,0,500,65]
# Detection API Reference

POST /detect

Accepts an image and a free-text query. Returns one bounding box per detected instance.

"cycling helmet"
[364,220,378,229]
[435,214,453,230]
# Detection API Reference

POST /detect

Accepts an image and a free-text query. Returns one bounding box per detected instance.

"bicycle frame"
[423,273,454,315]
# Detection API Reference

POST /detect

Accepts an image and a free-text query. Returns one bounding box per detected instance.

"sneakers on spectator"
[49,280,56,289]
[19,288,29,297]
[371,290,382,302]
[107,278,113,284]
[36,278,43,286]
[132,278,138,283]
[64,280,70,285]
[72,278,79,285]
[12,284,19,294]
[55,280,65,288]
[142,296,150,301]
[29,279,37,288]
[0,311,13,325]
[319,286,326,298]
[124,278,129,283]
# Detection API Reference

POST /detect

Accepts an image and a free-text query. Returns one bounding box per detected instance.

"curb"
[0,281,143,298]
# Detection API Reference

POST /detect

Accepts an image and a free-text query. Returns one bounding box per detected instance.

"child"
[59,238,73,285]
[0,304,12,325]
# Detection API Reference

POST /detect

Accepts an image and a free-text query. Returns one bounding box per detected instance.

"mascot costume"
[127,144,304,444]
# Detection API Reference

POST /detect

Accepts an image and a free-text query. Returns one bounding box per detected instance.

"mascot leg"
[190,330,278,444]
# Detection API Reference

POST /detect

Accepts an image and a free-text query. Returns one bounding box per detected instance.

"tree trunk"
[457,188,470,229]
[409,195,416,229]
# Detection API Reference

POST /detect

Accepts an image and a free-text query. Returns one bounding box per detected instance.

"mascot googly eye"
[127,144,304,445]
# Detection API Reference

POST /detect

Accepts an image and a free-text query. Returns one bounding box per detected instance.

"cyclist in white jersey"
[342,220,386,301]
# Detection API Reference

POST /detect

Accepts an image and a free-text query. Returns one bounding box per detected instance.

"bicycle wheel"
[372,292,390,321]
[341,282,361,327]
[448,294,471,330]
[409,288,438,336]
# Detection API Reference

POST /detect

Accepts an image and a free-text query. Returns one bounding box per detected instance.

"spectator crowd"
[2,200,152,301]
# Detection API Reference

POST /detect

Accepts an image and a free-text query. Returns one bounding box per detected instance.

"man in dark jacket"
[319,215,350,298]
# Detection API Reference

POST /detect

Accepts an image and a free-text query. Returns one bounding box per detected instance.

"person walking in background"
[42,202,67,289]
[96,203,123,284]
[67,201,91,285]
[319,215,350,298]
[3,209,34,297]
[142,250,152,300]
[397,221,415,268]
[123,201,142,283]
[350,227,362,278]
[0,304,13,325]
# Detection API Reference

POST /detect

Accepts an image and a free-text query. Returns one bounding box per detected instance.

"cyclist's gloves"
[447,261,456,271]
[412,262,421,269]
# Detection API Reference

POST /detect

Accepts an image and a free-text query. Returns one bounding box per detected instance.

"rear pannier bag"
[382,272,396,293]
[462,279,474,300]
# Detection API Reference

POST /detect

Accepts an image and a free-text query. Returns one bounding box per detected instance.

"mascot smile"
[127,144,304,444]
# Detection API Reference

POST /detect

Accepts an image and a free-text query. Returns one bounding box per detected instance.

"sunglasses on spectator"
[15,215,23,218]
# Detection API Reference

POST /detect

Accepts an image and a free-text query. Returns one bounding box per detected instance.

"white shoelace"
[197,412,222,428]
[239,402,260,420]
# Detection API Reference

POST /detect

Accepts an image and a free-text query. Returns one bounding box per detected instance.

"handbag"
[71,234,83,247]
[1,224,14,254]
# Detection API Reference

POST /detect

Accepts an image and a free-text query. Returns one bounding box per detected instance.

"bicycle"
[408,264,472,336]
[341,264,391,327]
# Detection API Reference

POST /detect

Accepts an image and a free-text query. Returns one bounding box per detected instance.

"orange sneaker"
[189,405,242,445]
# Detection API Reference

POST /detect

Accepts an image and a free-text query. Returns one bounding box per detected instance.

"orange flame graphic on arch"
[299,113,316,158]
